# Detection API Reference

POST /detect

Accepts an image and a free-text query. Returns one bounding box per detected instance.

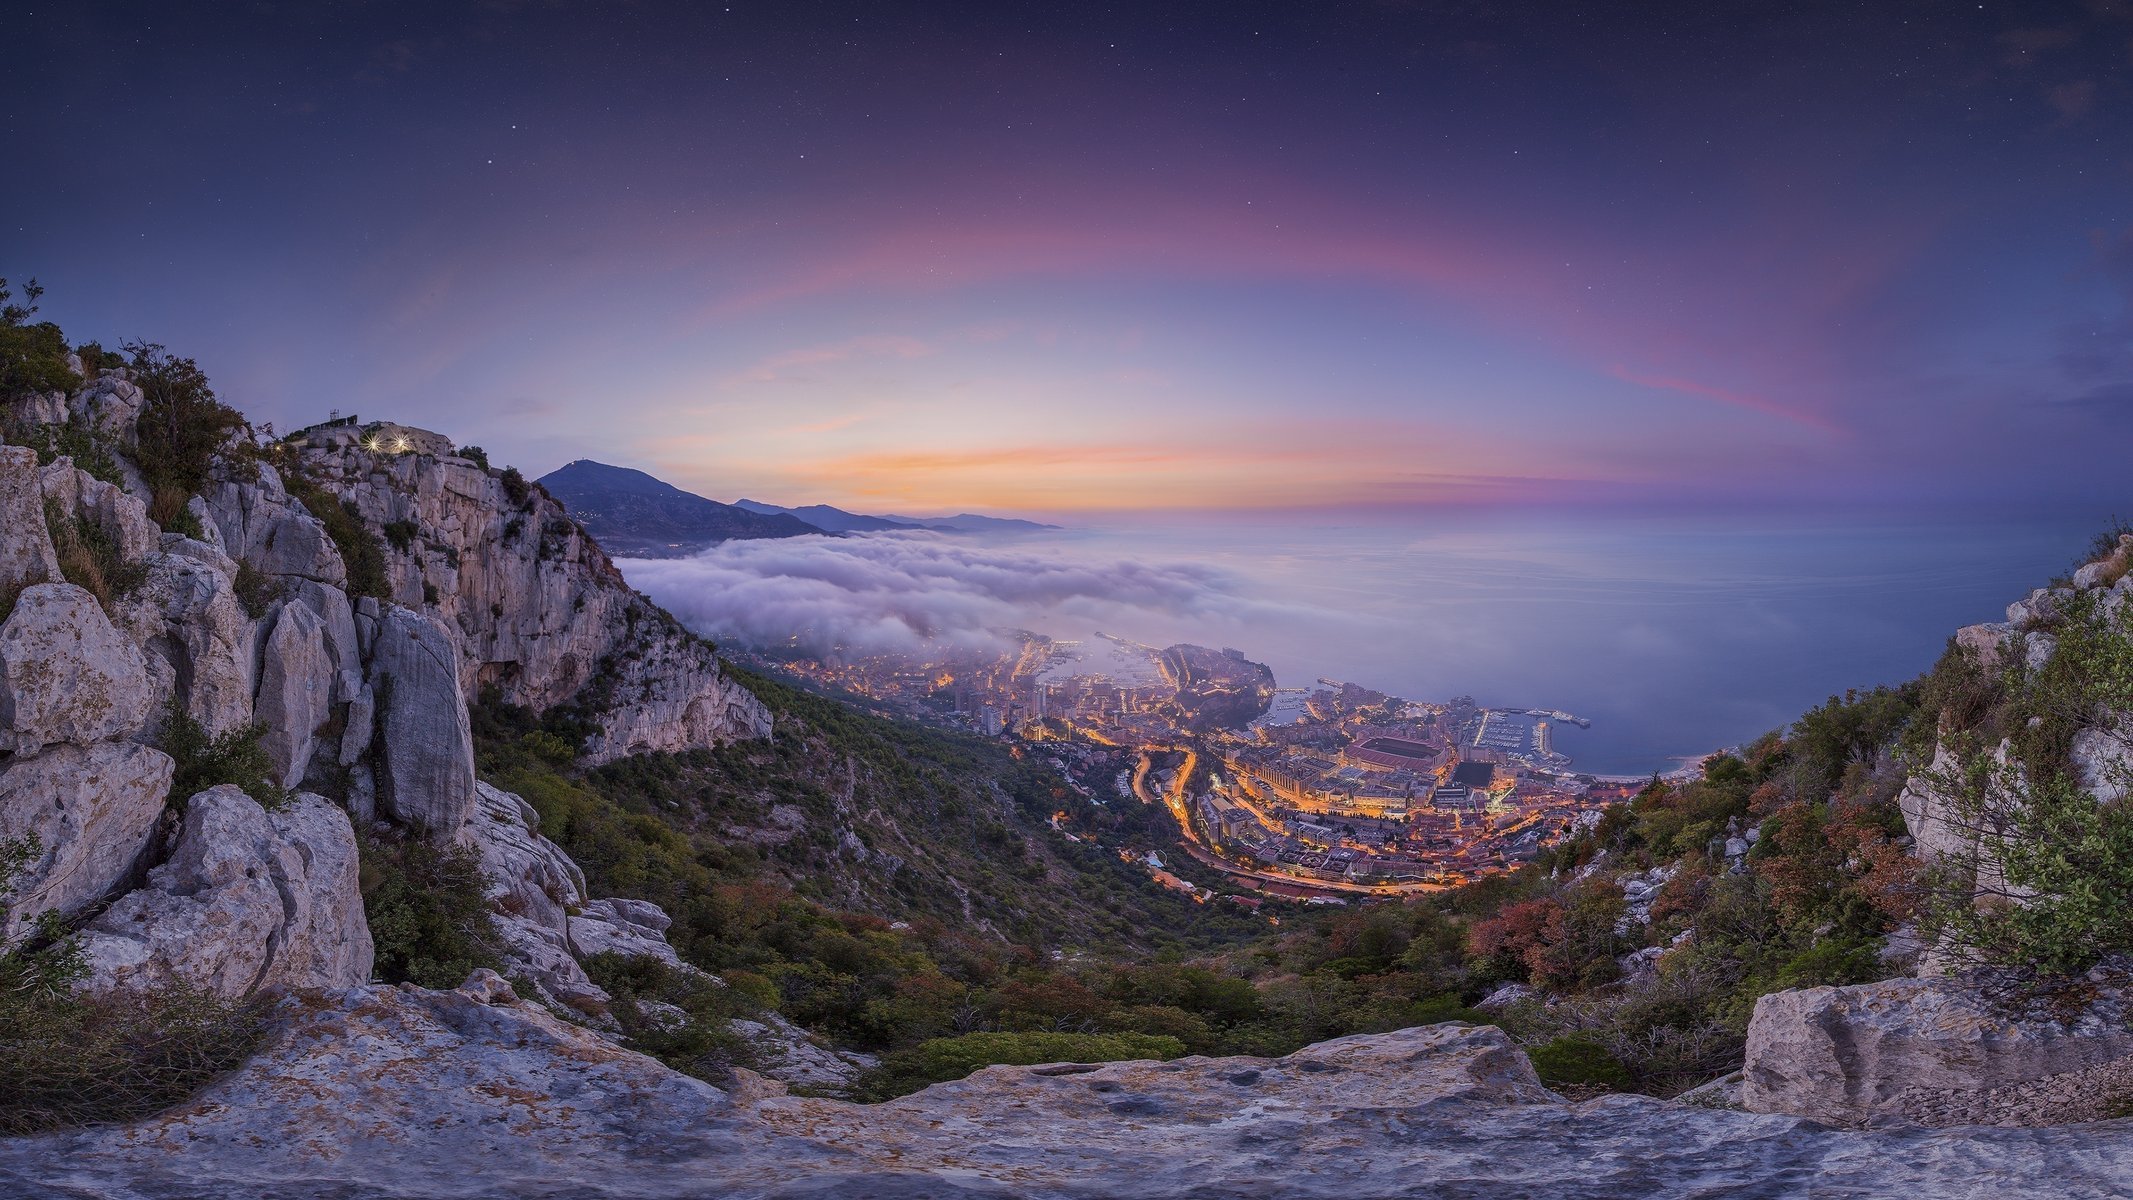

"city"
[735,632,1643,904]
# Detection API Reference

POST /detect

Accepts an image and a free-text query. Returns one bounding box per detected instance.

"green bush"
[17,416,123,487]
[1924,592,2133,974]
[128,340,246,498]
[360,832,501,988]
[455,445,489,469]
[1526,1035,1634,1091]
[858,1030,1185,1100]
[584,953,759,1084]
[381,519,419,551]
[0,278,76,403]
[160,699,288,810]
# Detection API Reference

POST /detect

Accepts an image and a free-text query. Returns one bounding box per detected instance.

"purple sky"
[6,1,2131,519]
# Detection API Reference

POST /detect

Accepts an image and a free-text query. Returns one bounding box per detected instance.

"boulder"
[0,741,173,942]
[38,460,159,562]
[571,897,684,967]
[1952,621,2012,670]
[0,582,151,754]
[2072,717,2133,805]
[1742,968,2133,1127]
[2007,587,2075,630]
[121,550,254,738]
[728,1011,877,1093]
[253,599,332,788]
[0,444,59,596]
[78,787,372,996]
[202,464,346,584]
[463,780,608,1013]
[369,606,475,837]
[67,375,145,448]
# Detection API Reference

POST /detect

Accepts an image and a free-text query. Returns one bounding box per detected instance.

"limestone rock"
[183,494,225,550]
[0,741,173,942]
[571,897,684,967]
[254,599,331,788]
[464,781,606,1013]
[369,606,475,837]
[203,463,346,585]
[5,1006,2130,1199]
[1952,621,2012,669]
[1898,743,1972,865]
[291,438,770,765]
[2072,717,2133,804]
[1742,967,2133,1127]
[39,459,159,562]
[67,373,145,450]
[729,1011,876,1093]
[78,788,372,997]
[0,582,151,754]
[121,550,254,738]
[0,444,59,596]
[2007,586,2074,630]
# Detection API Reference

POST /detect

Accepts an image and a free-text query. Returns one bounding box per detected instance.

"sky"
[5,0,2132,520]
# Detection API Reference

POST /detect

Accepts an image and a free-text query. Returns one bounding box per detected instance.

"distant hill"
[734,499,930,533]
[738,498,1063,535]
[882,512,1062,533]
[538,461,819,555]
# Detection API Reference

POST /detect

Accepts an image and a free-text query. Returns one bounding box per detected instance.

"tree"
[127,340,246,498]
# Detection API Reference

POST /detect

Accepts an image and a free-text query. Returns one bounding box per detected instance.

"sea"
[985,510,2093,777]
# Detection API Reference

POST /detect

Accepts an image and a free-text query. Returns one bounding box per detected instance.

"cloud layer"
[617,531,1273,656]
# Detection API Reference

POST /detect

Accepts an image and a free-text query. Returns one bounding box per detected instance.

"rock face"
[4,998,2131,1200]
[78,787,372,997]
[203,464,346,585]
[1743,968,2133,1127]
[0,445,58,594]
[297,432,771,763]
[123,547,254,738]
[254,599,332,788]
[464,780,609,1014]
[0,583,151,755]
[0,741,173,942]
[368,606,476,837]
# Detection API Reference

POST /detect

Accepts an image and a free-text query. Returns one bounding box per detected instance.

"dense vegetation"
[0,837,264,1135]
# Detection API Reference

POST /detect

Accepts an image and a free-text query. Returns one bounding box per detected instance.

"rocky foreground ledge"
[2,975,2128,1200]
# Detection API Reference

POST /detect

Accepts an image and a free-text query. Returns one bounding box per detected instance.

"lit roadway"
[1133,749,1448,898]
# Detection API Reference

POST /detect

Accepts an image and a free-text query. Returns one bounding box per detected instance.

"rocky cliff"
[0,371,793,1043]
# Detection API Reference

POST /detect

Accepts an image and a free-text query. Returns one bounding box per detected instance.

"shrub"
[160,699,287,810]
[1923,594,2133,975]
[584,953,760,1084]
[0,278,76,403]
[282,472,390,601]
[455,445,489,469]
[128,340,246,498]
[360,833,502,988]
[44,498,147,614]
[0,834,265,1135]
[856,1030,1185,1100]
[381,519,419,551]
[499,466,530,507]
[1526,1035,1634,1092]
[232,562,280,618]
[16,416,123,486]
[155,490,206,540]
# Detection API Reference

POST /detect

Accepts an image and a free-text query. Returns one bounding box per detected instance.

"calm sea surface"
[1017,512,2092,776]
